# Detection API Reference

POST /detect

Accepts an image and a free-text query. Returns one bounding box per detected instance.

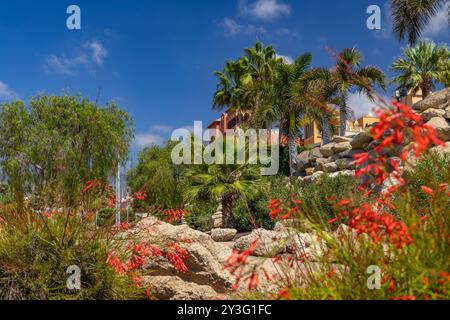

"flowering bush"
[0,208,142,300]
[227,102,449,300]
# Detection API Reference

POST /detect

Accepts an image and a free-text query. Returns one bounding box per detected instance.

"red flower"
[336,199,351,207]
[391,296,416,301]
[421,186,434,196]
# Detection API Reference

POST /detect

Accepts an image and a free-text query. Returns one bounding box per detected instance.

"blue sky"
[0,0,449,161]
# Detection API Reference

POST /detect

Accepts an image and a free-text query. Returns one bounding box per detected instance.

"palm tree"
[391,0,450,45]
[391,40,450,98]
[270,53,313,176]
[213,59,252,112]
[183,142,264,228]
[328,48,386,136]
[300,67,341,145]
[213,41,279,129]
[243,41,279,127]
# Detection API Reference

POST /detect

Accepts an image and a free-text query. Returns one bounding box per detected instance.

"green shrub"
[0,209,142,300]
[185,200,217,231]
[232,197,275,231]
[298,174,361,227]
[405,151,450,210]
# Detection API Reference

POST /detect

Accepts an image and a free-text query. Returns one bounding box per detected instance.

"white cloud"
[151,125,173,134]
[84,41,108,65]
[221,17,266,37]
[423,2,450,38]
[45,40,108,75]
[347,92,390,118]
[134,124,177,148]
[239,0,291,21]
[276,54,294,64]
[0,81,18,100]
[135,133,165,148]
[46,54,88,75]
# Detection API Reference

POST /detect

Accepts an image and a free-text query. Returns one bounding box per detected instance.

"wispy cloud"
[85,41,108,65]
[134,124,176,148]
[45,40,108,75]
[239,0,291,21]
[221,17,266,37]
[0,81,19,100]
[347,92,391,118]
[276,54,294,64]
[423,1,450,38]
[135,133,165,148]
[151,125,173,134]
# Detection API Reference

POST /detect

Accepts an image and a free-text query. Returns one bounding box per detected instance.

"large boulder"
[233,229,287,257]
[118,217,234,293]
[309,148,323,160]
[426,117,450,141]
[296,151,311,173]
[413,88,450,112]
[336,158,356,170]
[142,276,226,300]
[329,170,355,179]
[421,108,446,122]
[211,229,237,242]
[299,171,324,186]
[331,149,365,161]
[445,107,450,120]
[323,162,338,173]
[320,143,335,157]
[333,136,352,144]
[350,132,373,149]
[315,158,330,171]
[332,142,352,154]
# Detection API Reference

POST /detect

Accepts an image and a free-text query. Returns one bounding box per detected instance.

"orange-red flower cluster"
[223,240,259,291]
[133,190,148,201]
[166,209,187,223]
[82,179,102,193]
[355,102,444,197]
[166,242,189,273]
[267,196,302,221]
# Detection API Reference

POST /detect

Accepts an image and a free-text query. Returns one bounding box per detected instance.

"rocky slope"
[295,88,450,181]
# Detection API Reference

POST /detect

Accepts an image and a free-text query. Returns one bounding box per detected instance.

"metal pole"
[115,163,121,226]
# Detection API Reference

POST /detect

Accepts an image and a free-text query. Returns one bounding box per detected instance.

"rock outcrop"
[294,88,450,181]
[211,228,238,242]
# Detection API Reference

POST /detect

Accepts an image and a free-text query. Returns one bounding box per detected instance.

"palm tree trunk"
[421,80,433,98]
[322,114,331,145]
[221,194,235,229]
[288,131,299,176]
[339,99,348,137]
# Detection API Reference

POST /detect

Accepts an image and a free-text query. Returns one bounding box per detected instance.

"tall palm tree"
[213,41,279,129]
[213,59,252,112]
[391,0,450,45]
[329,48,386,136]
[391,40,450,98]
[243,41,279,126]
[301,67,341,145]
[270,54,313,176]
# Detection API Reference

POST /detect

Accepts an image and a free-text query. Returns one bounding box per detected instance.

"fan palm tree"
[391,40,450,98]
[183,142,265,228]
[328,48,386,136]
[391,0,450,45]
